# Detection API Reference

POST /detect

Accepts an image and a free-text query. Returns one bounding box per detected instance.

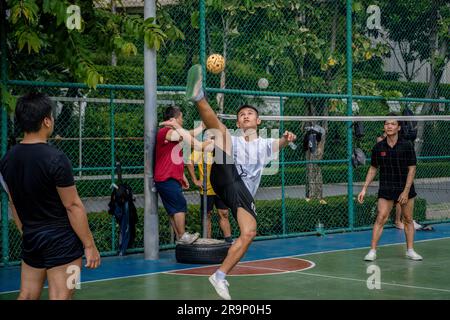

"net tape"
[218,115,450,122]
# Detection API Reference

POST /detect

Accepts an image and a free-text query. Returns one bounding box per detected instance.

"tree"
[237,0,387,200]
[376,0,431,82]
[189,0,255,113]
[415,0,449,155]
[375,0,449,155]
[1,0,184,113]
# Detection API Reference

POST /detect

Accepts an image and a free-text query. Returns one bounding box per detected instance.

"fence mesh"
[1,0,450,265]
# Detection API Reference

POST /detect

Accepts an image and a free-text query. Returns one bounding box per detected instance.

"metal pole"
[346,0,354,231]
[144,0,159,260]
[202,151,207,239]
[1,0,9,265]
[280,97,286,235]
[199,0,208,240]
[79,102,82,177]
[110,89,116,251]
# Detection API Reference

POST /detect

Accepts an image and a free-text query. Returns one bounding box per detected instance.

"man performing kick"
[182,64,297,300]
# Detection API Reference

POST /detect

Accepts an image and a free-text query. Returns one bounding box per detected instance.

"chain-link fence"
[1,0,450,265]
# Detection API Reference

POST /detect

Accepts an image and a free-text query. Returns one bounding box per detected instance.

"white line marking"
[295,271,450,293]
[166,258,316,277]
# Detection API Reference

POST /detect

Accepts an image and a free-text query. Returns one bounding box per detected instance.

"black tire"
[176,240,231,264]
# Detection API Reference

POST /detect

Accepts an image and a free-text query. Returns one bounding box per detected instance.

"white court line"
[1,236,450,295]
[294,271,450,294]
[171,256,450,293]
[167,258,316,277]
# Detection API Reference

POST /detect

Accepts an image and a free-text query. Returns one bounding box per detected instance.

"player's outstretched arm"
[9,195,22,235]
[58,185,100,268]
[358,166,377,203]
[189,121,205,137]
[274,131,297,153]
[398,165,416,205]
[161,118,205,151]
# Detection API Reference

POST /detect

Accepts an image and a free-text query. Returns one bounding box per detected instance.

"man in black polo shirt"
[358,113,422,261]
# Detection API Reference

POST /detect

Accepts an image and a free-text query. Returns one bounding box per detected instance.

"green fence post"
[199,0,206,82]
[199,0,208,238]
[110,89,116,252]
[1,0,9,266]
[346,0,354,231]
[280,97,286,235]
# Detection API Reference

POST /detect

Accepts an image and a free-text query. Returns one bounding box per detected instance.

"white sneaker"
[364,250,377,261]
[176,232,200,245]
[406,250,423,261]
[413,220,422,230]
[209,274,231,300]
[186,65,204,102]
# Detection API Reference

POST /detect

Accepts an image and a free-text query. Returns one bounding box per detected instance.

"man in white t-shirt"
[231,124,276,197]
[185,64,297,300]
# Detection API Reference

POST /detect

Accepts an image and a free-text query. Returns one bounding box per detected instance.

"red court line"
[168,258,314,276]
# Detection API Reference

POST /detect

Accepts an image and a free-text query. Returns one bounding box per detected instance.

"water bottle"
[288,142,297,150]
[316,221,325,237]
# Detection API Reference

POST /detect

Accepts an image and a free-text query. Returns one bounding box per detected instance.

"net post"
[202,152,208,239]
[110,89,116,252]
[346,0,354,230]
[280,96,286,235]
[144,0,159,260]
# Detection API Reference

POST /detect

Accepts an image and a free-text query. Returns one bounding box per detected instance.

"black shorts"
[22,225,84,269]
[210,162,256,221]
[378,189,417,202]
[200,194,228,213]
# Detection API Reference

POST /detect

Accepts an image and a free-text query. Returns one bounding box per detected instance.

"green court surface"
[2,238,450,300]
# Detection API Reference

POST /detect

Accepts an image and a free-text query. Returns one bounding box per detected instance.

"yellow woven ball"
[206,54,225,74]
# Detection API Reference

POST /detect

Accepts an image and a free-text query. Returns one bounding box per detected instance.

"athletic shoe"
[209,274,231,300]
[186,64,205,102]
[413,220,422,230]
[406,250,423,261]
[176,232,200,245]
[224,237,234,244]
[395,222,404,230]
[364,250,377,261]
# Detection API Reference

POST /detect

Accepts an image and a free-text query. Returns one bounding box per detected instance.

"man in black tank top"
[0,93,100,299]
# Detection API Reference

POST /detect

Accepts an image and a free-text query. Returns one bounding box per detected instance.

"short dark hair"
[236,104,259,116]
[163,106,181,121]
[385,112,400,124]
[15,92,54,133]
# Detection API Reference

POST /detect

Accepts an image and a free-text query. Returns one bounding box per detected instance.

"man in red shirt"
[154,106,201,244]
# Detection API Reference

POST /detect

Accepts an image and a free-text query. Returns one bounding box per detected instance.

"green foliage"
[0,86,17,114]
[375,80,450,98]
[369,0,449,82]
[10,0,39,24]
[4,0,184,92]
